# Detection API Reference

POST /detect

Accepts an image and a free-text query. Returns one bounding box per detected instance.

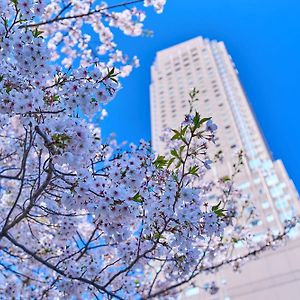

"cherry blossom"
[0,1,298,299]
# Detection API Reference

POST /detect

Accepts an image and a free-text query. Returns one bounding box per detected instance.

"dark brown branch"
[21,0,144,28]
[145,230,291,299]
[4,233,124,300]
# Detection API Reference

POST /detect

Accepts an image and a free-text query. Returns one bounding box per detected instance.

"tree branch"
[4,233,125,300]
[21,0,144,28]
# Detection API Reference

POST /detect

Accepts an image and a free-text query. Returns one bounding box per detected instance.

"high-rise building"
[150,37,300,300]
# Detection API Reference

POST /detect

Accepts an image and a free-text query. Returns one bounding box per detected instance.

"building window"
[262,202,270,209]
[250,219,262,227]
[185,287,200,296]
[276,199,288,209]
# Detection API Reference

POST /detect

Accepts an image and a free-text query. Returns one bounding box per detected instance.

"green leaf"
[172,171,178,182]
[32,28,44,38]
[212,201,222,211]
[52,95,60,102]
[154,232,164,239]
[214,209,226,217]
[181,125,188,136]
[5,86,12,94]
[199,117,211,125]
[178,145,185,155]
[171,129,181,141]
[193,113,212,130]
[110,77,118,83]
[174,254,186,263]
[220,175,230,182]
[170,149,179,159]
[153,155,168,169]
[175,160,181,169]
[189,165,199,176]
[232,237,239,243]
[167,157,175,169]
[193,112,201,128]
[107,67,116,77]
[212,202,226,217]
[51,133,71,149]
[131,192,143,203]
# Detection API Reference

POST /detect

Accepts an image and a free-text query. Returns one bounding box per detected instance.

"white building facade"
[150,37,300,300]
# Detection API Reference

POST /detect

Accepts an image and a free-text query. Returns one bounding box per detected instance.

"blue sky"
[101,0,300,190]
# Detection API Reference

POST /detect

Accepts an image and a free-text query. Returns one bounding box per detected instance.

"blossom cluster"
[30,0,166,74]
[0,1,296,299]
